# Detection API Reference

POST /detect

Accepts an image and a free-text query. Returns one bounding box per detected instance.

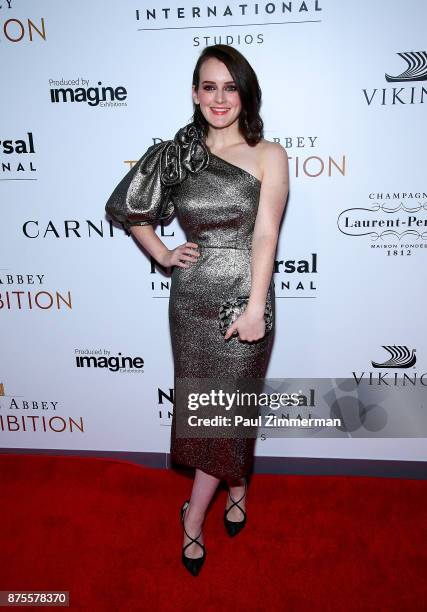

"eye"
[202,85,237,91]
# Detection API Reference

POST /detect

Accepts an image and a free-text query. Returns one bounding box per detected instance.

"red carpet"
[1,454,426,611]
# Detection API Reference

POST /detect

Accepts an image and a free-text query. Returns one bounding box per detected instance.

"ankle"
[229,483,246,497]
[186,506,205,526]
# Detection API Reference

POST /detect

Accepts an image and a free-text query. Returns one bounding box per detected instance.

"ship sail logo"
[385,51,427,82]
[371,346,416,369]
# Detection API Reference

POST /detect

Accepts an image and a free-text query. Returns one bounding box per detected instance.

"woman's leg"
[183,468,221,558]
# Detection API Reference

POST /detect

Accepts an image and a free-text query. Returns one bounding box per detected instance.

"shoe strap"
[225,479,247,518]
[182,503,205,554]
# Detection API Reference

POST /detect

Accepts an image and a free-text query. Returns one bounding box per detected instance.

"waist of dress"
[196,244,252,250]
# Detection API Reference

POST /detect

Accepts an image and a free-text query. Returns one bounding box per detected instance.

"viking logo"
[371,346,416,369]
[385,51,427,82]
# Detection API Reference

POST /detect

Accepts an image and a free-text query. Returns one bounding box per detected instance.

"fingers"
[174,243,200,268]
[224,323,238,340]
[180,252,199,262]
[224,325,265,342]
[175,260,192,269]
[181,244,199,257]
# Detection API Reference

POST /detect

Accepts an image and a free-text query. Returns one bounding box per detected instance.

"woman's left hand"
[224,310,266,342]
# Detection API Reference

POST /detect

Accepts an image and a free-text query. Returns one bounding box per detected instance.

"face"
[193,57,242,129]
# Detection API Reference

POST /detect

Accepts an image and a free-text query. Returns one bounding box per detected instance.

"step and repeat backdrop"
[1,0,426,471]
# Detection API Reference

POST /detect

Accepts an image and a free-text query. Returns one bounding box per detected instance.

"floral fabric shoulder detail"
[160,122,210,186]
[105,122,209,231]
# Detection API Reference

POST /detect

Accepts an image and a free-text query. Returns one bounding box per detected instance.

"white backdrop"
[1,0,426,468]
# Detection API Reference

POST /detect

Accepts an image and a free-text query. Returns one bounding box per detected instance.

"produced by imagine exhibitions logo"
[74,349,145,374]
[49,78,128,108]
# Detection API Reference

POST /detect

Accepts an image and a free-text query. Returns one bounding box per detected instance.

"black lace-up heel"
[180,500,206,576]
[224,478,247,537]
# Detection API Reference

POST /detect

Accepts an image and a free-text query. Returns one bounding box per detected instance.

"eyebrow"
[201,80,236,84]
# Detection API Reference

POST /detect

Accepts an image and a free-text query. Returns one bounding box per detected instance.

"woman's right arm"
[130,225,171,267]
[105,139,200,269]
[130,225,200,270]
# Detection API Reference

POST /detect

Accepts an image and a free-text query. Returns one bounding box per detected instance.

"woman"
[105,44,289,576]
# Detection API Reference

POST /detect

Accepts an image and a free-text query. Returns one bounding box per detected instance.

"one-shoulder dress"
[105,121,275,481]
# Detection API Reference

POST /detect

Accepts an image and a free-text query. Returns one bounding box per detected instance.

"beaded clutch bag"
[218,292,273,336]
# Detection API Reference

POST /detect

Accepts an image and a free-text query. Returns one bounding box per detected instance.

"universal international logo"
[134,1,324,28]
[363,50,427,106]
[273,252,318,298]
[49,78,128,108]
[1,132,38,180]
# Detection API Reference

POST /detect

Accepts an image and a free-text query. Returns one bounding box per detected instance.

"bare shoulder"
[256,139,289,182]
[258,138,288,162]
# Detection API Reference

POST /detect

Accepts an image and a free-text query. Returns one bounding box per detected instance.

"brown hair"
[191,44,263,146]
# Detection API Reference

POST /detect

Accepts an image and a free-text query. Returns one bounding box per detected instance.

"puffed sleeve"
[105,140,175,231]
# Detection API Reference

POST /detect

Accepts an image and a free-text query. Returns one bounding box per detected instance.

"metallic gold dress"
[105,121,275,481]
